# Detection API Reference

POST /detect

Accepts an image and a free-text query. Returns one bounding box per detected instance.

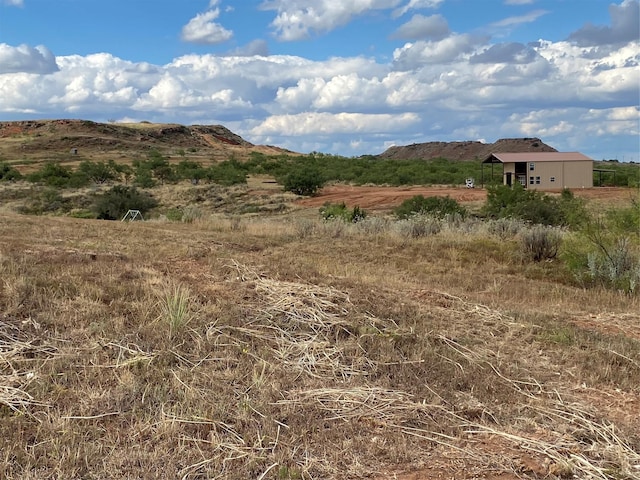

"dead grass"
[0,210,638,479]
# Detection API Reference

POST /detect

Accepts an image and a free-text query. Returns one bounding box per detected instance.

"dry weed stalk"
[277,386,450,424]
[103,341,155,368]
[223,260,387,380]
[405,291,640,478]
[163,409,283,480]
[0,317,53,417]
[458,348,640,479]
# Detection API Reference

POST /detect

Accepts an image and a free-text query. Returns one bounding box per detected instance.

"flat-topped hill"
[378,137,557,161]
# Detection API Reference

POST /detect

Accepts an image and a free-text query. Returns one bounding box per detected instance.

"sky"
[0,0,639,161]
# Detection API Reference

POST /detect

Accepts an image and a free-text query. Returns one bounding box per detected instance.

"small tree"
[78,160,117,184]
[283,167,324,196]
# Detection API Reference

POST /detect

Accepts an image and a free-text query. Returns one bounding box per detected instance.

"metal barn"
[483,152,593,189]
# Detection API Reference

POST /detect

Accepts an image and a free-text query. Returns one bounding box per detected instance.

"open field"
[1,183,639,479]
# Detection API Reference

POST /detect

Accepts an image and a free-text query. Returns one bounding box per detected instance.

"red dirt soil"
[295,185,635,211]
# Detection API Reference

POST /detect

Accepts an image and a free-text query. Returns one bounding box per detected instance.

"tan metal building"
[483,152,593,190]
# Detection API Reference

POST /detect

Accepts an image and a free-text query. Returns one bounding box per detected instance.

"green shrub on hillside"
[394,195,467,219]
[132,151,177,186]
[17,187,69,215]
[282,166,325,196]
[176,160,207,185]
[27,161,90,188]
[78,160,117,184]
[0,162,22,181]
[206,159,247,186]
[92,185,157,220]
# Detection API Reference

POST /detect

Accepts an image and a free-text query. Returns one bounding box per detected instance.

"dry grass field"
[1,182,639,479]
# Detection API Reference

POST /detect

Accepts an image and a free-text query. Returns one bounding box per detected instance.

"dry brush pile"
[0,213,639,479]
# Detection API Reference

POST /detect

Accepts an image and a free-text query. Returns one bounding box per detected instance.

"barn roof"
[483,152,593,164]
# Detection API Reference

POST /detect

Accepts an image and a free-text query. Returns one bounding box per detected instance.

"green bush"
[133,167,156,188]
[0,162,22,181]
[320,202,367,223]
[132,152,177,186]
[165,205,203,223]
[562,217,640,293]
[17,187,69,215]
[394,195,467,219]
[165,208,184,222]
[558,189,589,228]
[92,185,157,220]
[176,160,207,184]
[606,199,640,235]
[206,159,247,186]
[484,184,569,226]
[27,161,90,188]
[283,167,324,196]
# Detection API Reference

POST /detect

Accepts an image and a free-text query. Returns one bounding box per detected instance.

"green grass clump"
[159,283,193,340]
[320,202,367,223]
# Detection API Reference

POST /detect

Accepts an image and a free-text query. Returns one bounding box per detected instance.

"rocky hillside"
[0,119,291,162]
[378,137,557,161]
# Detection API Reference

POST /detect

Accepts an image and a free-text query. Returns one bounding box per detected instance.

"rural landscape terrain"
[0,120,639,479]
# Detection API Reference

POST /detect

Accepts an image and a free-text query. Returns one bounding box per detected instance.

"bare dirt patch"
[295,185,635,212]
[296,185,487,211]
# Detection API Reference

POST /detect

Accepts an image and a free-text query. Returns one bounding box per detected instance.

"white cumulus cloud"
[260,0,401,41]
[392,34,484,68]
[181,8,233,45]
[0,43,59,74]
[251,111,420,136]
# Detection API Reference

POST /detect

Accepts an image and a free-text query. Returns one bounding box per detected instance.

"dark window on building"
[535,176,541,184]
[550,176,556,182]
[529,176,535,185]
[529,162,535,171]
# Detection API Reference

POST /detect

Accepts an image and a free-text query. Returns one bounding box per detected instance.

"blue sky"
[1,0,639,161]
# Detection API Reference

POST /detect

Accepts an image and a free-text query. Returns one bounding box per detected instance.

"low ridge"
[0,119,290,161]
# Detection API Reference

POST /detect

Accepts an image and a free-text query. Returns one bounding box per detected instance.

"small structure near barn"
[482,152,593,189]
